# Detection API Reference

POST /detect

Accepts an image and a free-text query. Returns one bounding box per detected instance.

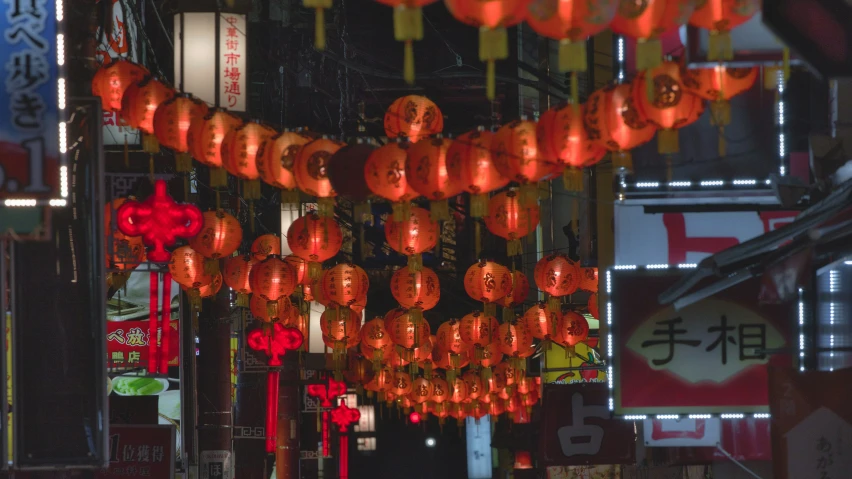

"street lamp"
[425,437,436,448]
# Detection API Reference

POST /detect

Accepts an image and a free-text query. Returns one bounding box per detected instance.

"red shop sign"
[540,383,635,466]
[609,267,794,416]
[107,320,179,370]
[97,425,175,478]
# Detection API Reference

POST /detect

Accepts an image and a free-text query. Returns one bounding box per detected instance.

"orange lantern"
[514,451,533,469]
[390,266,440,321]
[534,253,581,311]
[496,321,534,367]
[184,273,223,299]
[588,293,599,320]
[556,311,590,349]
[321,263,370,308]
[222,121,277,201]
[413,336,435,376]
[502,270,529,320]
[287,212,344,279]
[384,206,439,271]
[436,320,467,356]
[459,312,498,361]
[578,267,598,292]
[223,254,256,307]
[189,210,243,269]
[462,370,484,401]
[430,376,449,408]
[404,137,463,221]
[445,128,509,217]
[256,131,312,199]
[443,0,531,99]
[526,0,618,104]
[409,377,433,410]
[464,260,511,316]
[361,318,391,349]
[362,342,394,371]
[249,256,298,320]
[682,66,758,156]
[153,94,209,173]
[494,361,519,390]
[385,309,431,353]
[524,302,561,350]
[345,356,375,392]
[391,371,413,397]
[689,0,761,61]
[491,119,553,204]
[484,190,540,257]
[632,61,706,154]
[537,102,606,190]
[584,83,657,171]
[364,141,419,221]
[120,75,174,153]
[321,307,361,372]
[187,109,243,187]
[250,294,297,324]
[169,245,213,289]
[449,376,469,404]
[284,255,310,288]
[610,0,696,71]
[251,234,281,261]
[383,95,443,143]
[293,138,345,216]
[91,59,149,112]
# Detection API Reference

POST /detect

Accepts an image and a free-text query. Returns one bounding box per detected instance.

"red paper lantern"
[584,83,657,171]
[327,143,376,202]
[445,128,509,217]
[436,320,468,355]
[121,75,175,134]
[484,190,540,257]
[534,253,581,299]
[287,213,344,277]
[249,256,297,302]
[610,0,695,71]
[321,263,370,307]
[91,59,149,112]
[497,321,534,359]
[429,376,449,404]
[633,61,706,154]
[556,311,590,347]
[578,267,598,292]
[284,255,311,288]
[184,273,223,299]
[383,95,443,143]
[492,119,555,188]
[384,206,439,271]
[514,451,533,469]
[153,94,209,154]
[187,109,243,187]
[168,246,213,288]
[361,318,392,349]
[432,347,471,371]
[588,293,599,320]
[404,137,463,221]
[105,198,146,273]
[250,294,298,324]
[223,254,255,304]
[385,310,430,350]
[222,122,277,200]
[464,261,511,314]
[502,270,530,308]
[391,371,413,396]
[294,138,345,214]
[462,370,484,401]
[189,210,243,260]
[479,342,504,368]
[321,307,362,345]
[390,266,440,311]
[494,361,519,388]
[537,102,606,171]
[251,234,281,261]
[365,141,419,218]
[257,131,312,191]
[524,302,561,347]
[409,377,433,405]
[448,376,469,404]
[689,0,760,61]
[345,356,375,387]
[459,312,498,350]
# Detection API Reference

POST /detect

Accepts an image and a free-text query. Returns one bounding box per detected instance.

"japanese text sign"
[642,418,721,447]
[97,425,175,478]
[769,367,852,479]
[609,267,794,416]
[1,0,62,201]
[540,384,635,466]
[107,320,179,370]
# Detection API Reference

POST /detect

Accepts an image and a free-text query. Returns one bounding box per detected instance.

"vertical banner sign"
[97,0,140,146]
[1,0,61,202]
[539,384,635,466]
[219,13,245,111]
[609,267,794,416]
[769,367,852,479]
[97,425,175,479]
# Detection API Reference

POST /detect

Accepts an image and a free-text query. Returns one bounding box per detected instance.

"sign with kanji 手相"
[609,267,794,416]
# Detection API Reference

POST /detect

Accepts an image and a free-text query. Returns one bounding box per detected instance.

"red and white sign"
[643,418,721,447]
[97,425,175,479]
[615,206,798,265]
[611,268,793,416]
[96,0,141,146]
[107,320,179,370]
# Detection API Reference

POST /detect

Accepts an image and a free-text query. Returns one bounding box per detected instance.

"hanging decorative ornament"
[384,206,439,271]
[462,370,484,403]
[321,263,370,308]
[609,0,696,72]
[257,130,312,202]
[287,212,344,279]
[365,141,419,221]
[105,198,147,289]
[169,246,213,293]
[448,375,469,406]
[249,255,298,321]
[330,402,361,479]
[682,66,758,156]
[404,136,463,221]
[250,294,297,324]
[436,319,468,384]
[459,312,498,362]
[556,311,590,355]
[182,273,223,299]
[251,234,282,262]
[537,102,606,191]
[328,142,376,222]
[501,270,530,322]
[120,75,175,154]
[361,317,392,369]
[491,119,554,205]
[374,1,440,83]
[345,356,375,396]
[384,95,443,143]
[588,293,599,320]
[497,320,534,373]
[578,267,599,292]
[464,260,512,316]
[223,255,256,307]
[385,309,431,365]
[632,61,706,155]
[303,0,332,50]
[189,210,243,276]
[187,109,243,188]
[584,83,657,172]
[294,137,345,217]
[484,190,540,257]
[409,377,433,413]
[524,302,561,350]
[391,370,413,397]
[689,0,760,61]
[526,0,618,105]
[223,121,277,222]
[412,334,435,377]
[443,0,532,99]
[478,341,504,383]
[246,324,304,453]
[534,253,581,312]
[91,59,149,112]
[429,375,449,413]
[153,94,209,179]
[306,378,348,456]
[390,266,440,323]
[321,307,362,377]
[446,128,509,218]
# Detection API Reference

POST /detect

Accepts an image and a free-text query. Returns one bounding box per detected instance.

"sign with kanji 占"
[609,267,794,416]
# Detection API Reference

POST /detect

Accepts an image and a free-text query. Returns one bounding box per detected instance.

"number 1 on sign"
[22,138,50,193]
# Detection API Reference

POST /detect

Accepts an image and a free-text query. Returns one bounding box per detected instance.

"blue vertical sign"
[1,0,62,205]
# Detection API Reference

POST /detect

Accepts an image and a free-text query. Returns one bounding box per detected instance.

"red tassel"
[339,434,349,479]
[160,272,172,374]
[266,371,280,453]
[148,272,159,374]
